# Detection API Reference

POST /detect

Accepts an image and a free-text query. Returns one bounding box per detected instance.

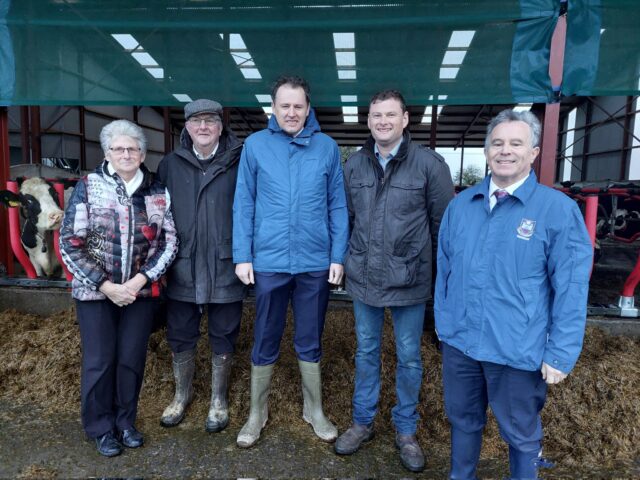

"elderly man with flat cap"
[156,99,246,433]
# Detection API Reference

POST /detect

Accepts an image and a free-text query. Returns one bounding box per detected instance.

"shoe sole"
[334,431,375,455]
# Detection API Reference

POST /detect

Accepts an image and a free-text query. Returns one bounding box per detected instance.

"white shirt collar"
[488,174,528,211]
[193,143,218,161]
[489,174,528,198]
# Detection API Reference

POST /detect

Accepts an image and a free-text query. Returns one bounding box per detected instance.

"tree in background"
[453,165,483,186]
[340,146,359,164]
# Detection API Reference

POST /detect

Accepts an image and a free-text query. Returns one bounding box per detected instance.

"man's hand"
[235,262,255,285]
[328,263,344,285]
[99,280,137,307]
[541,362,568,385]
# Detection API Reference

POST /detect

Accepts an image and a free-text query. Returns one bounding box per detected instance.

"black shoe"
[120,426,144,448]
[334,423,375,455]
[395,433,425,473]
[95,431,123,457]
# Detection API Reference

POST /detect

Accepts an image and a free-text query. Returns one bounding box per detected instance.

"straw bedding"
[0,304,638,469]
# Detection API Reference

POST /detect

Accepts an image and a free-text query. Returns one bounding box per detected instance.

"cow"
[0,177,67,277]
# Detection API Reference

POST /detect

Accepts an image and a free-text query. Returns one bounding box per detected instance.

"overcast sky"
[436,147,487,181]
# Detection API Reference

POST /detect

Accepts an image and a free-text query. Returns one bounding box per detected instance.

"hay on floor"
[0,304,639,469]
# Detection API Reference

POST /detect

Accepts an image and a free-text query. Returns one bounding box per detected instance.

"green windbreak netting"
[0,0,638,107]
[564,0,640,97]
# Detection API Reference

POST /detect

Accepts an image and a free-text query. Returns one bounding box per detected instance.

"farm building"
[0,1,639,478]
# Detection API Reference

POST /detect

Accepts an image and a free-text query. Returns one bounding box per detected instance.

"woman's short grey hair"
[100,119,147,154]
[485,109,541,151]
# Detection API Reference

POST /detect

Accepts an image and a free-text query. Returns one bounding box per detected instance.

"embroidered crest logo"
[517,218,536,240]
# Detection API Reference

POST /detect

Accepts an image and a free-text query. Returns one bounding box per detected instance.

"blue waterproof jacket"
[435,172,592,373]
[233,109,348,273]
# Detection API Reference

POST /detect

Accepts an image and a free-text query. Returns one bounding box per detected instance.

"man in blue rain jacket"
[233,75,349,448]
[435,109,593,480]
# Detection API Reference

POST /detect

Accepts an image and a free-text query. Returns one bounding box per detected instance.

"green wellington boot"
[236,363,274,448]
[299,359,338,442]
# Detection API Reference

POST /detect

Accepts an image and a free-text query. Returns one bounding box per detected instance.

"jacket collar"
[177,127,242,169]
[362,129,411,163]
[99,161,154,190]
[267,108,321,145]
[472,170,538,204]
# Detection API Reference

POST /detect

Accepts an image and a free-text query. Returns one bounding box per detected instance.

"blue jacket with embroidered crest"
[434,172,592,373]
[232,109,348,273]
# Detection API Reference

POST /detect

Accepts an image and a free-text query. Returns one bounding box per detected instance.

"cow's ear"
[0,190,21,208]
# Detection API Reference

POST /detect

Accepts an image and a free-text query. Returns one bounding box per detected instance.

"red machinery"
[558,182,640,317]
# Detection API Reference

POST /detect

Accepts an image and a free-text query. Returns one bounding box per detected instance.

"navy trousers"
[76,298,155,439]
[252,271,330,365]
[442,342,547,480]
[165,299,242,354]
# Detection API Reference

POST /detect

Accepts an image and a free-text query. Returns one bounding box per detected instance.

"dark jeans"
[352,300,425,434]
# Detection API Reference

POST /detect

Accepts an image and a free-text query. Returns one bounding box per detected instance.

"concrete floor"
[2,401,638,479]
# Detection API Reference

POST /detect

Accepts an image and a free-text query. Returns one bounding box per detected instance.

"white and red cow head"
[0,177,65,277]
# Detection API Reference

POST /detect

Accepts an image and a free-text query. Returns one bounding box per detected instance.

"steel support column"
[20,106,30,164]
[539,8,567,186]
[0,107,11,274]
[79,106,86,170]
[429,104,437,150]
[29,106,41,164]
[163,107,171,153]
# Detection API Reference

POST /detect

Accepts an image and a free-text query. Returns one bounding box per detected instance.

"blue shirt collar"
[374,140,402,160]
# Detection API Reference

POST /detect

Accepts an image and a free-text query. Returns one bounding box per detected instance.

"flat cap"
[184,99,223,120]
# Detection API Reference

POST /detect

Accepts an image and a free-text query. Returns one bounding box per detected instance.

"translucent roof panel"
[1,1,639,106]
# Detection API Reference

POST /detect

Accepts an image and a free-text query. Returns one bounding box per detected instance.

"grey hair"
[485,109,541,151]
[100,119,147,155]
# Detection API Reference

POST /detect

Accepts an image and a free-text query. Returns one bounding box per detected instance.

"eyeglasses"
[369,112,402,121]
[109,146,142,155]
[187,116,221,127]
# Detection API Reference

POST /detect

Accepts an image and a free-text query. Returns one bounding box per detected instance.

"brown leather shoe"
[334,423,374,455]
[395,433,425,472]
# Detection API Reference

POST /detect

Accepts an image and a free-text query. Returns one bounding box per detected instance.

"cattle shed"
[2,0,640,317]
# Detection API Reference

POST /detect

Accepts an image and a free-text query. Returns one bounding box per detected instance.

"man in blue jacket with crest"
[233,75,348,448]
[435,109,593,480]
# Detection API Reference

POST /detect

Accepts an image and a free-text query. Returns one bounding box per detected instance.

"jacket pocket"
[517,277,540,323]
[345,247,367,284]
[389,180,424,215]
[385,251,419,288]
[215,241,238,289]
[349,177,375,213]
[169,255,193,288]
